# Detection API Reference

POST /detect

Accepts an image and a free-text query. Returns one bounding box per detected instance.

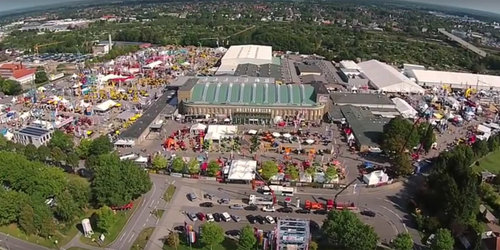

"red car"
[197,212,205,221]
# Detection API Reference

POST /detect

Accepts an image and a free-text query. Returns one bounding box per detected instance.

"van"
[222,212,231,222]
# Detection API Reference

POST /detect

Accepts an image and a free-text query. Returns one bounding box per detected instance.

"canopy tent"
[95,100,117,112]
[247,129,257,135]
[134,156,148,163]
[272,132,281,138]
[392,97,418,119]
[305,139,315,144]
[204,125,238,141]
[283,133,292,138]
[478,124,492,134]
[190,123,207,132]
[358,60,425,94]
[363,170,389,186]
[227,159,257,181]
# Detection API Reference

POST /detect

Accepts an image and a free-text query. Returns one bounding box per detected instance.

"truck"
[305,200,324,210]
[334,202,357,210]
[248,195,274,206]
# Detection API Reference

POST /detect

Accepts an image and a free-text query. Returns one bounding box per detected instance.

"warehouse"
[234,63,282,81]
[357,60,425,94]
[216,45,273,75]
[177,76,326,124]
[411,69,500,90]
[331,93,396,109]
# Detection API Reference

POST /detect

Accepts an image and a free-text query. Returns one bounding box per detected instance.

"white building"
[216,45,273,75]
[13,126,53,147]
[226,159,257,182]
[357,60,425,94]
[411,69,500,90]
[392,97,418,119]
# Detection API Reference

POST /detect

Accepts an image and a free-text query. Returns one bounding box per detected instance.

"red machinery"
[305,200,324,210]
[111,202,133,210]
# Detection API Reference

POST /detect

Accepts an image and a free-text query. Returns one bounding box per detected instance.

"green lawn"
[475,150,500,173]
[163,184,176,202]
[80,198,141,247]
[163,233,237,250]
[131,227,155,250]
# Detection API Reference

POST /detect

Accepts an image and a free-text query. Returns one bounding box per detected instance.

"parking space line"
[128,233,135,243]
[381,205,408,233]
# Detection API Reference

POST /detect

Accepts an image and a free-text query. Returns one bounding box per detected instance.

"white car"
[265,215,275,224]
[206,213,214,222]
[261,206,276,212]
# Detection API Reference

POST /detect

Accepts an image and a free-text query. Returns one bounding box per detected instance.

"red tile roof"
[0,63,22,70]
[12,68,35,79]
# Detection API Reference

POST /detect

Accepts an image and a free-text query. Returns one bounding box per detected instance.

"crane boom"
[34,41,64,56]
[253,170,277,206]
[334,178,358,204]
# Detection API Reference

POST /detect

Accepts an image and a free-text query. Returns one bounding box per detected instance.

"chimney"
[108,34,113,50]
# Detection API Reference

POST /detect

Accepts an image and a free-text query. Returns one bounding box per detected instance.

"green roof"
[188,82,317,106]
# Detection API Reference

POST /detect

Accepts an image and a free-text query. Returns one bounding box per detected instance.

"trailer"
[334,202,357,210]
[248,194,274,206]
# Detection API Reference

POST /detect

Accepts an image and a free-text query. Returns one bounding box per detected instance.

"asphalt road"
[0,232,49,250]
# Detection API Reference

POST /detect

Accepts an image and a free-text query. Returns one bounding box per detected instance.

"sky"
[0,0,499,14]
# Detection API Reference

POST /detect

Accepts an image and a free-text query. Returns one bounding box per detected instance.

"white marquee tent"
[392,97,418,119]
[358,60,424,94]
[204,125,238,141]
[363,170,390,186]
[227,159,257,181]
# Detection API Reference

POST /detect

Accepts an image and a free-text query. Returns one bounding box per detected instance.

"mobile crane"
[34,41,64,57]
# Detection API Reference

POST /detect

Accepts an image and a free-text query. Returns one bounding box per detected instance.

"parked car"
[296,209,311,214]
[204,193,214,200]
[206,213,215,222]
[196,212,205,221]
[222,212,231,222]
[230,204,244,210]
[245,205,258,211]
[262,206,276,212]
[188,213,198,221]
[200,202,214,207]
[278,207,293,213]
[255,215,266,224]
[188,193,197,201]
[218,198,230,204]
[231,214,241,222]
[247,215,256,224]
[226,230,240,237]
[265,215,276,224]
[213,213,222,222]
[313,210,328,215]
[361,210,376,217]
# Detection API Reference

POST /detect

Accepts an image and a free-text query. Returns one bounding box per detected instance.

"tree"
[207,160,220,177]
[0,78,22,95]
[394,152,413,177]
[392,233,413,250]
[24,144,38,161]
[187,158,200,175]
[430,228,454,250]
[151,155,168,170]
[238,225,256,250]
[48,130,74,153]
[66,152,80,168]
[54,191,79,221]
[420,123,436,153]
[76,138,93,159]
[36,145,51,161]
[200,222,225,250]
[325,167,338,182]
[250,135,260,153]
[18,204,36,235]
[67,177,90,209]
[166,231,180,250]
[322,210,378,250]
[95,205,116,233]
[382,116,420,155]
[171,157,185,173]
[89,136,113,156]
[51,146,66,163]
[472,140,489,158]
[261,161,279,180]
[309,241,319,250]
[35,71,48,84]
[285,164,300,181]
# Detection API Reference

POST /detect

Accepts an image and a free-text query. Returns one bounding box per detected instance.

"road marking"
[128,233,135,243]
[120,233,126,241]
[381,205,408,233]
[143,223,146,227]
[172,180,176,185]
[149,199,155,206]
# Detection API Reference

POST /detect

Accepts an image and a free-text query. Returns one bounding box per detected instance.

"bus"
[260,185,295,197]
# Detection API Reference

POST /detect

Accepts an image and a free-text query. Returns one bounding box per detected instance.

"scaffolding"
[275,218,310,250]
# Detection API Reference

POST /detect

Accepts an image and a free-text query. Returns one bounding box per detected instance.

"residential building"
[13,126,53,147]
[0,63,36,85]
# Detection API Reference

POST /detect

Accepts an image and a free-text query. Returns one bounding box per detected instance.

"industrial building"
[13,126,53,147]
[216,45,274,75]
[177,76,327,124]
[410,69,500,90]
[274,218,310,250]
[357,60,425,94]
[234,63,282,81]
[331,93,396,109]
[340,105,390,152]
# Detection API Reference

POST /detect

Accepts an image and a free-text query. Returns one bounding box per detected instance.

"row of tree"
[0,77,22,95]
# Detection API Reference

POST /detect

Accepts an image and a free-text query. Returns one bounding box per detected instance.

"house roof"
[0,64,21,70]
[331,93,394,106]
[12,68,36,79]
[340,105,390,147]
[296,63,322,74]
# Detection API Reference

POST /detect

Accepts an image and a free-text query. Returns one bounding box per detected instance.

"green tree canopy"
[88,136,113,156]
[392,233,413,250]
[171,157,185,173]
[94,205,116,233]
[325,167,338,182]
[207,160,220,177]
[35,71,48,84]
[76,138,93,159]
[238,225,256,250]
[285,164,300,181]
[187,158,200,175]
[430,228,454,250]
[322,210,378,250]
[260,161,279,180]
[382,116,420,155]
[166,231,180,249]
[48,130,74,153]
[200,222,225,250]
[0,77,22,95]
[152,155,168,170]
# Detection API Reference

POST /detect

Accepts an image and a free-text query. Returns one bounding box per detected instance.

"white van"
[222,212,231,222]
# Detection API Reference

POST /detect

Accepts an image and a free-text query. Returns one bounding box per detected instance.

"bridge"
[438,28,487,57]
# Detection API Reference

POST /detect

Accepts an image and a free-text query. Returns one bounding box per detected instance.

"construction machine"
[34,41,64,56]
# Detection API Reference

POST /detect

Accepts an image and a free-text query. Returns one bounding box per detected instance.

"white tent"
[95,100,117,112]
[227,159,257,181]
[363,170,389,186]
[358,60,425,94]
[190,123,207,132]
[204,125,238,141]
[392,97,418,119]
[247,129,257,135]
[135,156,148,163]
[478,124,492,134]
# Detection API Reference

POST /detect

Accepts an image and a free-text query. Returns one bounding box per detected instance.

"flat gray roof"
[16,126,51,138]
[340,105,390,147]
[331,93,393,106]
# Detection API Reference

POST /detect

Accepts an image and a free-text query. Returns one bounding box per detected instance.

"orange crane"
[34,41,64,56]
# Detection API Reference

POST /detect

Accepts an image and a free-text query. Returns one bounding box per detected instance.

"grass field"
[131,227,155,250]
[163,184,176,202]
[162,232,237,250]
[475,150,500,173]
[80,198,141,247]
